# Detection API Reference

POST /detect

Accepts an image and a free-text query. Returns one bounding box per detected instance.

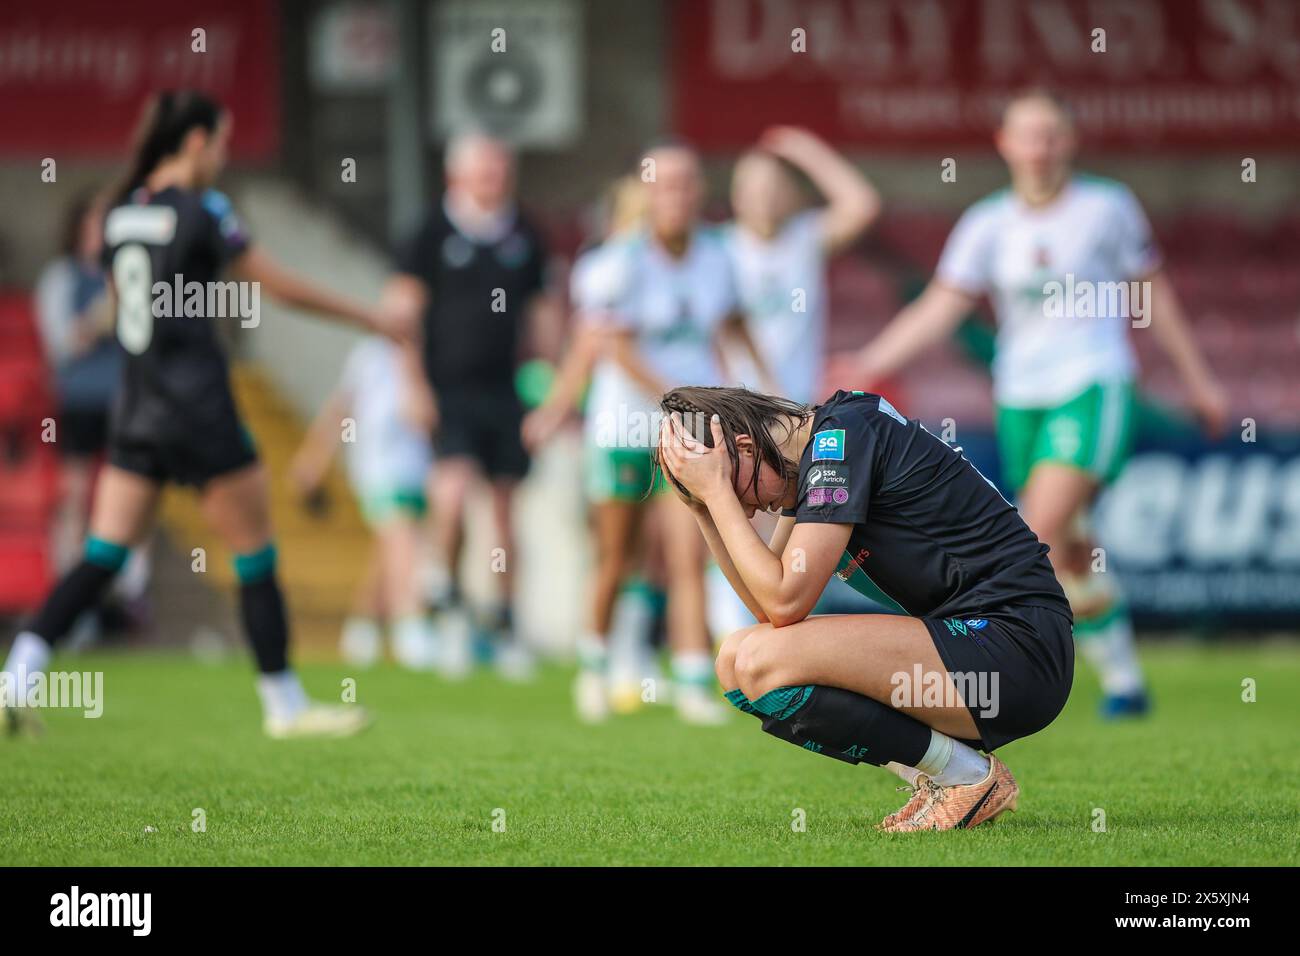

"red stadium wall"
[672,0,1300,152]
[0,293,57,613]
[0,0,281,161]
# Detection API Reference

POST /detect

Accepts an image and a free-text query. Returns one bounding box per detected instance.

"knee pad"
[233,543,278,584]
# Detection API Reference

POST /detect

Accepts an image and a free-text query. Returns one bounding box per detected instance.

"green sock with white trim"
[671,651,714,690]
[577,634,607,673]
[1075,599,1144,695]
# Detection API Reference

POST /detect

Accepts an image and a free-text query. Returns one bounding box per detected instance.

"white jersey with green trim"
[935,175,1161,408]
[570,241,647,449]
[575,228,737,449]
[723,209,827,403]
[339,337,432,494]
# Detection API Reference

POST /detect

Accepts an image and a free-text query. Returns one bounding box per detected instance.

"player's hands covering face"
[658,412,734,505]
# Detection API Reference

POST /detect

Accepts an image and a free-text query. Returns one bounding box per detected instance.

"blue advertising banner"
[959,426,1300,629]
[1094,432,1300,628]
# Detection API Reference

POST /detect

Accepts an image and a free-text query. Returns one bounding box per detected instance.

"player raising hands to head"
[655,385,1074,831]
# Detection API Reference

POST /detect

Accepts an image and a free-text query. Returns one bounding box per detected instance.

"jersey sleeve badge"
[201,189,249,247]
[812,428,846,461]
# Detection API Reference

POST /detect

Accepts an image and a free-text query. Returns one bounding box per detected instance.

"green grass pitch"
[3,643,1298,866]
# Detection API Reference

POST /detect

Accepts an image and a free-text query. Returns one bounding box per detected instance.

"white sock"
[340,613,379,650]
[112,548,151,602]
[915,730,990,786]
[5,632,52,677]
[885,761,922,786]
[671,651,713,689]
[1079,613,1145,696]
[256,670,308,723]
[340,616,382,665]
[576,634,607,673]
[392,613,428,642]
[608,589,653,684]
[2,632,52,700]
[423,563,454,607]
[391,615,433,667]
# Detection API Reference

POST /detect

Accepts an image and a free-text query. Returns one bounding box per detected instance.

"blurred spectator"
[34,192,116,565]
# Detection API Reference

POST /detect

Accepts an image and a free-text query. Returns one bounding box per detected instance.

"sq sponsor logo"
[812,428,845,461]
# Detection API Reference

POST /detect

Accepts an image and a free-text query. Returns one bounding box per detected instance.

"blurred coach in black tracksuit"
[383,132,550,643]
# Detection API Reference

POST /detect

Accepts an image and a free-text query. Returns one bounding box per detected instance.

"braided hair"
[653,386,813,503]
[114,90,224,205]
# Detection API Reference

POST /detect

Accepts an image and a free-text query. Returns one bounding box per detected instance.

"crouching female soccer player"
[654,386,1074,831]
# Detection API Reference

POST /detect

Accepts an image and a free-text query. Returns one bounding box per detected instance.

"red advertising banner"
[0,0,280,160]
[673,0,1300,150]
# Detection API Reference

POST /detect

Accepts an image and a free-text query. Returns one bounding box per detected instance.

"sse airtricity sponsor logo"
[806,465,850,505]
[812,429,845,461]
[50,886,151,936]
[807,466,848,487]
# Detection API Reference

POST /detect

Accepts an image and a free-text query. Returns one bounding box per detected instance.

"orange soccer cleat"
[885,756,1020,832]
[876,782,932,830]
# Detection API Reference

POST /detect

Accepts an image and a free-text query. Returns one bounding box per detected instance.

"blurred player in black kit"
[2,91,398,738]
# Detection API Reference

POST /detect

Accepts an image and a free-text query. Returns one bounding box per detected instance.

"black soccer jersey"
[100,186,251,444]
[785,390,1070,620]
[396,198,546,390]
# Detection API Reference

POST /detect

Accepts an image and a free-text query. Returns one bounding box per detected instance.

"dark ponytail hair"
[114,90,224,204]
[653,385,812,503]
